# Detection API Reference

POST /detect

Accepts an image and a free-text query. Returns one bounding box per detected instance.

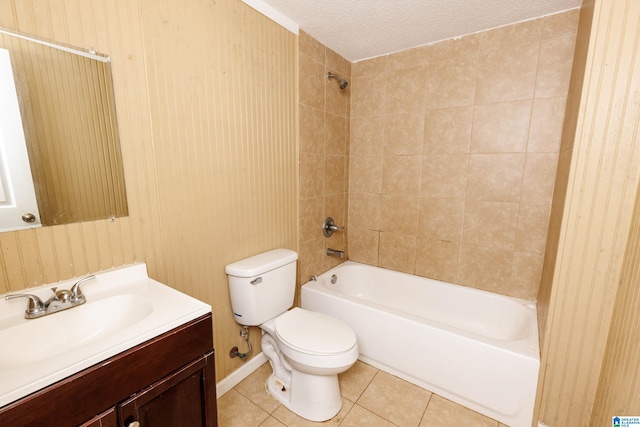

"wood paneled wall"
[138,0,298,379]
[535,0,640,424]
[0,0,298,381]
[0,31,127,225]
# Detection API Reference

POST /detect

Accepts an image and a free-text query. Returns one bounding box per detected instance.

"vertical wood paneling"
[138,0,297,380]
[0,0,164,296]
[535,0,640,425]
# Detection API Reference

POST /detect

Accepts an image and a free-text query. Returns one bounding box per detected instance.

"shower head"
[327,72,349,90]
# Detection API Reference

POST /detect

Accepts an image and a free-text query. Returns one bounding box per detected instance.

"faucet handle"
[70,275,95,303]
[5,293,45,317]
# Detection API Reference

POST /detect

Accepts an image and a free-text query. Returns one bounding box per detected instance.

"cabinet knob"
[126,421,140,427]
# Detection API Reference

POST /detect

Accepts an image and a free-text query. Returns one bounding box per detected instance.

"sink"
[0,295,153,368]
[0,264,211,408]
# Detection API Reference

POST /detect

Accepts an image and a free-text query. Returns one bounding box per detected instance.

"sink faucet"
[5,275,95,319]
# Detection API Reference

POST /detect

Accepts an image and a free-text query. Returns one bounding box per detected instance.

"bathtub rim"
[301,261,540,360]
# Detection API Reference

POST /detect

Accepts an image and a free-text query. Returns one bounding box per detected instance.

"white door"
[0,47,41,231]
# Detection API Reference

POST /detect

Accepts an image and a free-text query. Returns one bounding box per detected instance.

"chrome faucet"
[326,248,345,258]
[5,275,95,319]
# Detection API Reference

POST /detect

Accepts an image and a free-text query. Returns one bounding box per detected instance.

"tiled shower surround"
[299,10,579,300]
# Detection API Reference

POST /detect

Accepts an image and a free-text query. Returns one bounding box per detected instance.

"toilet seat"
[275,308,356,356]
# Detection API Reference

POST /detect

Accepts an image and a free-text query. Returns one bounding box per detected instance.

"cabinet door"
[118,352,216,427]
[78,407,118,427]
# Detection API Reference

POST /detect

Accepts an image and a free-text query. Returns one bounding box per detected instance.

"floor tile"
[270,396,354,426]
[217,389,270,427]
[339,404,397,427]
[358,371,432,426]
[259,416,286,426]
[419,395,498,427]
[235,362,281,413]
[338,360,379,402]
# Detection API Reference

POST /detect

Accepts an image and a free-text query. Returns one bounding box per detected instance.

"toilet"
[225,248,358,421]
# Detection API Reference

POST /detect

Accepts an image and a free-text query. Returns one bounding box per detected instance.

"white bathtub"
[301,261,539,427]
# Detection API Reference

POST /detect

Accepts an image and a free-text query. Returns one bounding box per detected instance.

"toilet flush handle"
[251,277,262,285]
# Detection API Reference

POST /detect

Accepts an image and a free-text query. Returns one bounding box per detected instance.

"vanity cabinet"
[0,313,217,427]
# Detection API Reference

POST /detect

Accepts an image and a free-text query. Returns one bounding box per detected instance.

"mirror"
[0,27,127,229]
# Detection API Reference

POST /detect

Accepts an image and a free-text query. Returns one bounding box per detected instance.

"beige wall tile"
[430,33,481,62]
[458,244,513,293]
[299,237,326,281]
[325,193,347,228]
[476,42,539,104]
[428,56,478,109]
[349,192,381,230]
[325,155,346,194]
[535,35,577,99]
[327,48,350,77]
[325,112,347,155]
[352,56,387,78]
[382,155,422,196]
[351,73,387,117]
[380,195,419,234]
[418,198,465,242]
[463,200,519,250]
[384,112,425,155]
[511,252,543,299]
[388,44,431,70]
[344,12,575,300]
[528,97,567,152]
[348,227,379,265]
[299,30,324,63]
[351,116,385,156]
[467,153,526,202]
[471,100,532,153]
[300,153,324,198]
[415,238,460,283]
[479,18,543,52]
[326,75,350,116]
[541,9,580,40]
[299,196,324,242]
[421,154,469,199]
[349,155,383,193]
[299,104,324,154]
[424,106,473,154]
[521,152,559,205]
[378,232,417,274]
[299,52,325,110]
[515,204,551,255]
[385,65,429,114]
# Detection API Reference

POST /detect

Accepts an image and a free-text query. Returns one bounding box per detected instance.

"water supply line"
[229,326,252,360]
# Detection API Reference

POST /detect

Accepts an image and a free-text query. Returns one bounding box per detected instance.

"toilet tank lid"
[225,248,298,277]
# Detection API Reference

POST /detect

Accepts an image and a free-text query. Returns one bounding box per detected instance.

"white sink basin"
[0,264,211,408]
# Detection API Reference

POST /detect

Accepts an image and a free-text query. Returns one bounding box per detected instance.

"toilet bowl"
[225,249,359,421]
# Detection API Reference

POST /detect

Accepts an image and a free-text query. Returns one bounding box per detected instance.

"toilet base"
[266,369,343,421]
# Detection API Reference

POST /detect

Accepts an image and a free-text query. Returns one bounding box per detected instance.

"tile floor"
[217,360,509,426]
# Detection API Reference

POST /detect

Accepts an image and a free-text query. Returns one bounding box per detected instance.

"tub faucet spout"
[326,248,345,259]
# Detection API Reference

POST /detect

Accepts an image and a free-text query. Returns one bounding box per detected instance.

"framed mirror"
[0,27,127,231]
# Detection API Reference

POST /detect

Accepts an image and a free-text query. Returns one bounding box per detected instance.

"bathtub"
[301,261,539,427]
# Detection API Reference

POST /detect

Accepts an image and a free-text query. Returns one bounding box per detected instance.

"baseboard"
[216,352,267,398]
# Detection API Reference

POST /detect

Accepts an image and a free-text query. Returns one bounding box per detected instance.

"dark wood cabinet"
[0,314,217,427]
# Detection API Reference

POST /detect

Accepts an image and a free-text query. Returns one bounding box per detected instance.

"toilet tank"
[225,249,298,326]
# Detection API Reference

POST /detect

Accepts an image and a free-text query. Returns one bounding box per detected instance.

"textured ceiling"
[259,0,582,62]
